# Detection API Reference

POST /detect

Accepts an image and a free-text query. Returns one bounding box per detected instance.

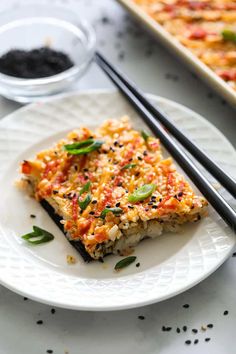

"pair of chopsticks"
[94,51,236,231]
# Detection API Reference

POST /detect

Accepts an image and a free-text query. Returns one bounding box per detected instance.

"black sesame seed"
[83,168,88,172]
[145,208,149,211]
[92,200,97,204]
[116,202,120,207]
[176,327,181,333]
[114,141,119,146]
[136,262,140,267]
[194,339,199,345]
[183,304,189,308]
[106,205,111,208]
[89,211,95,215]
[185,340,191,345]
[178,191,183,197]
[74,165,78,171]
[52,190,59,194]
[152,205,158,209]
[117,182,123,187]
[46,350,53,354]
[207,324,213,329]
[205,338,211,342]
[30,214,36,218]
[138,156,142,161]
[166,327,172,332]
[162,326,166,332]
[232,252,236,257]
[224,310,229,315]
[128,158,133,162]
[135,172,140,177]
[128,205,134,209]
[51,308,55,314]
[23,297,28,301]
[110,147,115,152]
[138,315,145,320]
[119,144,123,148]
[183,326,187,332]
[36,320,43,325]
[192,329,198,334]
[151,196,156,200]
[143,151,148,156]
[84,175,89,180]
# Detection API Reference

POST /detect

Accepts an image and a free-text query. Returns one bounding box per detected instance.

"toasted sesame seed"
[183,304,189,308]
[185,340,191,345]
[205,338,211,342]
[166,327,172,332]
[138,315,145,320]
[223,310,229,316]
[201,325,207,331]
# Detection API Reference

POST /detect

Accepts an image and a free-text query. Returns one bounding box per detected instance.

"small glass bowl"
[0,4,96,103]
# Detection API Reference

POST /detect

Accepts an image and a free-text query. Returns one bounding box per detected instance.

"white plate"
[0,90,235,311]
[118,0,236,108]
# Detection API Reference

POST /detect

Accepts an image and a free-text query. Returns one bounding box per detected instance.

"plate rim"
[0,89,235,311]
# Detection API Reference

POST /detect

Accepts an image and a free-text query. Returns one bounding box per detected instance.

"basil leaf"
[78,193,91,211]
[121,163,137,170]
[141,130,150,141]
[64,139,103,155]
[128,184,156,203]
[79,181,91,196]
[100,207,123,219]
[222,29,236,43]
[22,226,54,244]
[115,256,137,270]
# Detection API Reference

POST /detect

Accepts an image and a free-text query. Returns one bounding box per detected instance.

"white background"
[0,1,235,353]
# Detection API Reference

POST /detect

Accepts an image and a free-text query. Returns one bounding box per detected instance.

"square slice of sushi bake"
[19,116,208,261]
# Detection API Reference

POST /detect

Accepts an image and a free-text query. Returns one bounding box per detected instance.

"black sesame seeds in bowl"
[0,4,96,103]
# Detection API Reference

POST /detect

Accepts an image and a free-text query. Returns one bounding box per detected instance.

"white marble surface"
[0,0,235,353]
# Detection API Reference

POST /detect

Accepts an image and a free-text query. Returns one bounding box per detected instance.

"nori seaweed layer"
[40,199,93,262]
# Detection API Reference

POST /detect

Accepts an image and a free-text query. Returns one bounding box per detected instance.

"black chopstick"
[94,53,236,231]
[95,51,236,199]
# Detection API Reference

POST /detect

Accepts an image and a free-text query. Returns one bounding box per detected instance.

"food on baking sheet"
[20,117,208,261]
[133,0,236,91]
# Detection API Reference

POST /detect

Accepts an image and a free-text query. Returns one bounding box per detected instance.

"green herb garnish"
[115,256,137,270]
[121,163,137,170]
[64,139,103,155]
[79,181,91,195]
[222,29,236,43]
[141,130,150,141]
[100,207,123,219]
[21,226,54,244]
[78,194,92,211]
[128,184,156,203]
[78,181,91,211]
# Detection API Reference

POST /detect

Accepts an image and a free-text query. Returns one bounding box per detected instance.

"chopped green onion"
[79,181,91,195]
[115,256,137,270]
[128,184,156,203]
[100,207,123,219]
[21,226,54,245]
[78,194,91,211]
[141,130,150,141]
[64,139,103,155]
[121,163,137,170]
[222,29,236,43]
